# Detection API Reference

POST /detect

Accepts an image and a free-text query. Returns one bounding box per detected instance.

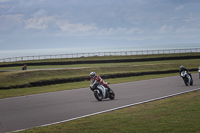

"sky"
[0,0,200,50]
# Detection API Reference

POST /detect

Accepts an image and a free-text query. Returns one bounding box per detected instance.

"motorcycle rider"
[22,64,27,70]
[179,66,193,80]
[90,72,111,93]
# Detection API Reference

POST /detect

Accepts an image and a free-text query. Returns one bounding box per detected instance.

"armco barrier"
[0,69,197,90]
[1,55,200,67]
[1,48,200,62]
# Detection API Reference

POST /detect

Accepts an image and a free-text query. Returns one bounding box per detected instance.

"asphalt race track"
[0,74,199,133]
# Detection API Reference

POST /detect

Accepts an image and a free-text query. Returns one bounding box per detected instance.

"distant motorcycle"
[22,65,27,70]
[90,80,115,101]
[180,71,193,86]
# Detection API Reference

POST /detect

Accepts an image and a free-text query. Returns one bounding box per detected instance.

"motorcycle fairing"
[97,84,108,98]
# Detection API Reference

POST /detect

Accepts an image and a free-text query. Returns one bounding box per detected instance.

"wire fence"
[1,48,200,62]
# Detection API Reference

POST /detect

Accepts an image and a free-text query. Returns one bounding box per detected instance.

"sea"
[0,44,200,61]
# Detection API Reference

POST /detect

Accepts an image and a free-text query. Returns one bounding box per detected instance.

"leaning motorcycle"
[180,71,193,86]
[90,80,115,101]
[22,66,27,70]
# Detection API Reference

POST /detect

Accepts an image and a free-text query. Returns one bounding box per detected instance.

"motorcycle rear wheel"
[190,80,193,85]
[109,89,115,100]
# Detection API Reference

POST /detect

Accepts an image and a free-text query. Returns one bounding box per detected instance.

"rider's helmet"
[90,72,96,78]
[180,66,184,69]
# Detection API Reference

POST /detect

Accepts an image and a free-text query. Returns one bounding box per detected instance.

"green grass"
[1,53,199,133]
[18,89,200,133]
[1,58,200,71]
[0,73,179,99]
[0,58,199,88]
[0,52,200,99]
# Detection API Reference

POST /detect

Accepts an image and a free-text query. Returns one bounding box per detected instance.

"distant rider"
[22,64,27,70]
[179,66,193,80]
[90,72,111,93]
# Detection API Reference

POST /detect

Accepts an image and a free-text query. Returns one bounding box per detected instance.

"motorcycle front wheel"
[184,77,189,86]
[94,90,103,101]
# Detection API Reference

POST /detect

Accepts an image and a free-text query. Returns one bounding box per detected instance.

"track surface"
[0,74,199,133]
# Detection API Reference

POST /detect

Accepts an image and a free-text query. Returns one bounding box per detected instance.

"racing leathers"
[179,67,193,80]
[90,75,111,92]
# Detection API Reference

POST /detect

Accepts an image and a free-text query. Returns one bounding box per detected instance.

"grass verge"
[1,53,199,132]
[17,89,200,133]
[0,58,199,88]
[0,73,179,99]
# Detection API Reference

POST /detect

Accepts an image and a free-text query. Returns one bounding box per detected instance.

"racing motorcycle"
[180,71,193,86]
[22,65,27,70]
[90,80,115,101]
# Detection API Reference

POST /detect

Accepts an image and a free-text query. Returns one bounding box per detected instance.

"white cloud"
[175,5,184,11]
[0,14,24,23]
[182,12,200,23]
[25,16,54,30]
[175,26,199,33]
[157,25,173,33]
[0,0,11,2]
[1,0,200,49]
[33,9,48,17]
[0,14,24,30]
[56,20,97,33]
[0,39,6,43]
[184,17,200,22]
[127,27,143,34]
[95,27,143,35]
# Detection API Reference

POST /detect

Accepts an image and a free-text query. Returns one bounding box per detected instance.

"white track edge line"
[11,88,200,133]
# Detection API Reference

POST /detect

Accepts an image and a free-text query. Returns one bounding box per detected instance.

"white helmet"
[90,72,96,78]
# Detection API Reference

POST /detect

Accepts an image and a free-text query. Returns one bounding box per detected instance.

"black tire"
[190,80,193,85]
[22,67,27,70]
[190,75,193,85]
[184,78,189,86]
[109,89,115,100]
[94,90,103,101]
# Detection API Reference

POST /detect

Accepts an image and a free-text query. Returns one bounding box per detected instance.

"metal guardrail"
[0,48,200,62]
